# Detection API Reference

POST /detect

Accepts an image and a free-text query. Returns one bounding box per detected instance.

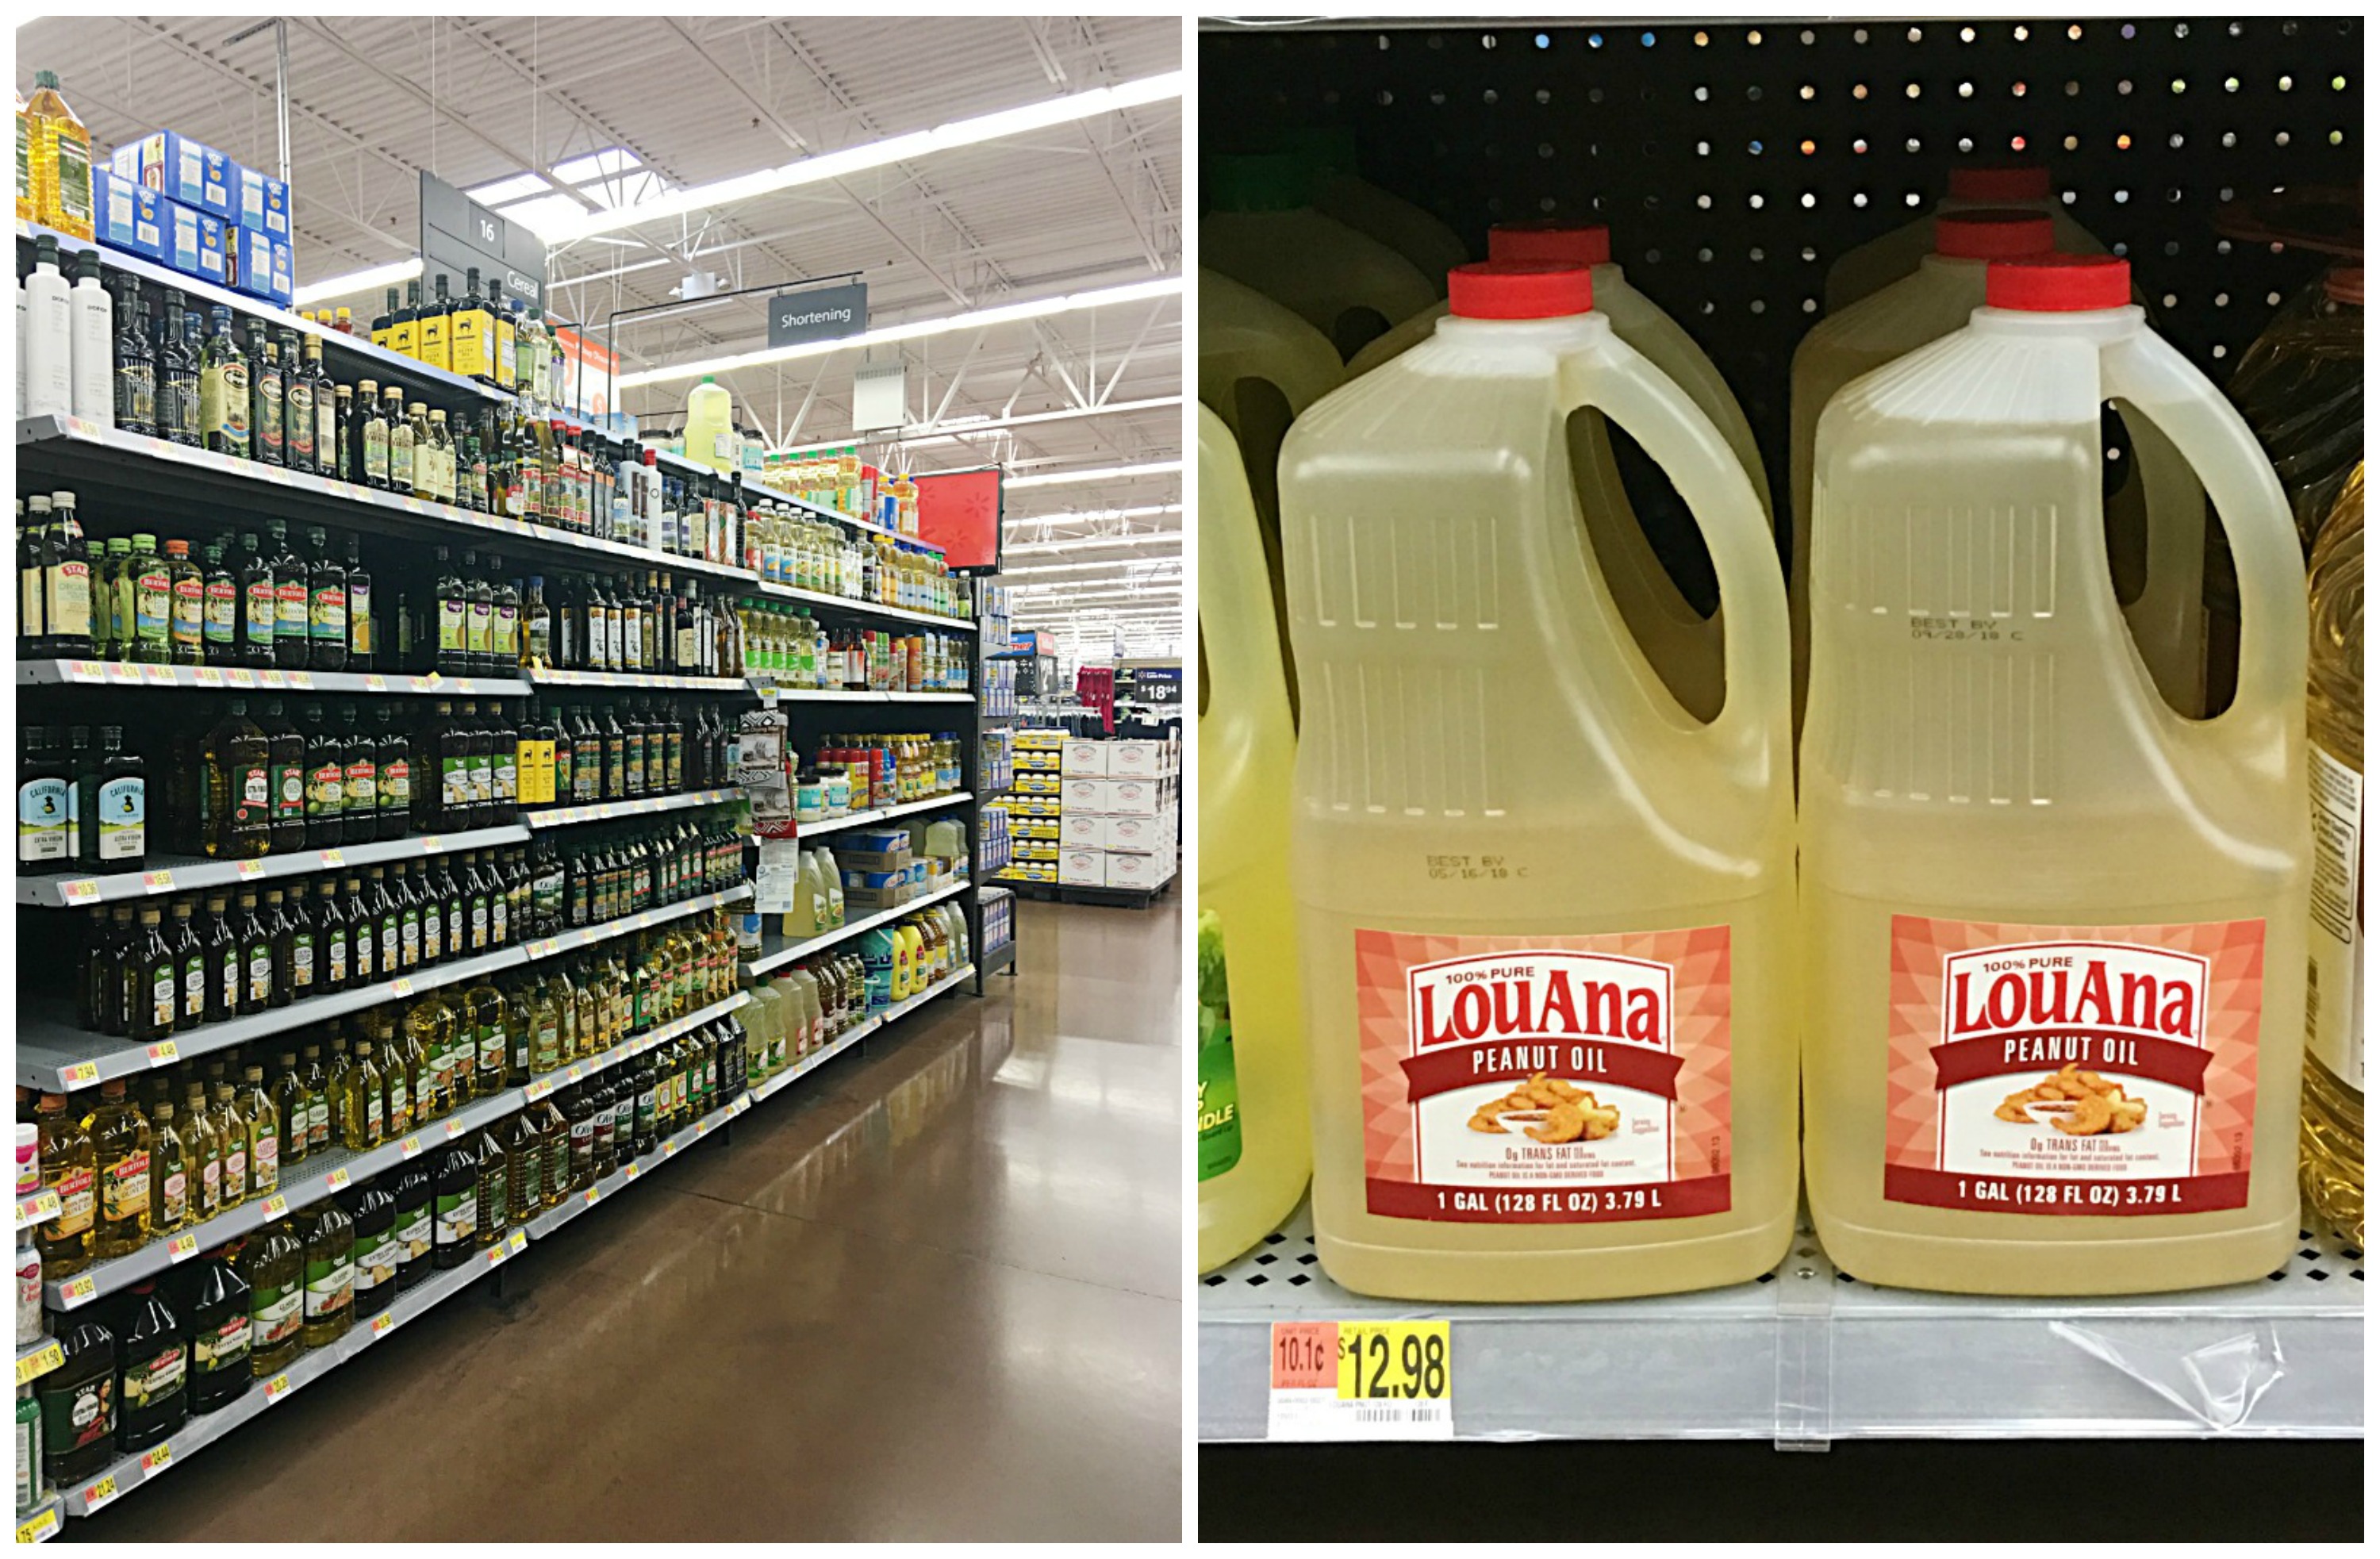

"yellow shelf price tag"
[417,836,442,853]
[59,879,98,904]
[140,1442,171,1475]
[14,1342,63,1385]
[16,1505,58,1544]
[509,1228,526,1253]
[140,870,175,893]
[370,1311,394,1339]
[1266,1320,1453,1442]
[321,1167,350,1192]
[585,1187,601,1206]
[80,1475,118,1513]
[399,1135,424,1158]
[145,1040,178,1066]
[443,1119,464,1139]
[390,978,413,998]
[234,858,267,877]
[363,674,388,692]
[262,1373,291,1403]
[260,1194,287,1219]
[166,1232,198,1262]
[55,1276,96,1310]
[60,1063,98,1089]
[622,1162,639,1180]
[320,849,344,869]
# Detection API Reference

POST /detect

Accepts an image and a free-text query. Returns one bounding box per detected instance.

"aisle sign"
[1266,1319,1453,1441]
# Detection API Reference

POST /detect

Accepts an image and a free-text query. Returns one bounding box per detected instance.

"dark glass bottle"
[347,1178,399,1311]
[263,887,301,1008]
[268,523,309,669]
[236,530,276,667]
[232,890,273,1016]
[249,321,285,467]
[257,698,307,854]
[112,272,156,437]
[154,291,200,447]
[344,535,374,671]
[375,705,409,840]
[315,877,351,994]
[307,526,347,671]
[433,548,466,677]
[302,701,347,848]
[432,1144,478,1269]
[38,1315,118,1486]
[200,893,240,1023]
[201,539,237,665]
[283,328,316,475]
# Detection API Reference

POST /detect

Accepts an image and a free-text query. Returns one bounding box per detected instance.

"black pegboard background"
[1202,16,2363,557]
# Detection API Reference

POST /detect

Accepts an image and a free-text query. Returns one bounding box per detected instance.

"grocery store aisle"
[75,897,1184,1543]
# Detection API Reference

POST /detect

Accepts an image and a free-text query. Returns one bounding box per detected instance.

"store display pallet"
[15,885,753,1091]
[738,880,972,978]
[58,1223,533,1520]
[17,823,532,908]
[1200,1203,2363,1446]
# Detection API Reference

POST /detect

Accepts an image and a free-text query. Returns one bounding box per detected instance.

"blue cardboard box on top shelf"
[233,164,290,240]
[160,198,226,284]
[269,236,294,306]
[118,131,233,220]
[226,224,276,301]
[94,170,165,262]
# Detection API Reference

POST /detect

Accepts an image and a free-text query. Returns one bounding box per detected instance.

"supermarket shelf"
[521,788,743,830]
[761,791,973,846]
[524,1089,754,1241]
[15,885,753,1092]
[15,413,758,589]
[16,1188,61,1231]
[525,666,753,694]
[1198,1203,2364,1444]
[738,880,971,978]
[17,824,531,908]
[60,1225,531,1520]
[15,1492,61,1545]
[18,220,502,411]
[753,683,977,705]
[1004,873,1174,908]
[978,939,1016,978]
[17,1335,65,1388]
[40,987,751,1311]
[747,962,977,1107]
[749,577,978,632]
[17,659,531,699]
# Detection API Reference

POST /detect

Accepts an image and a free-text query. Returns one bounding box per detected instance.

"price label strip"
[15,1503,58,1543]
[1266,1320,1453,1442]
[14,1342,63,1386]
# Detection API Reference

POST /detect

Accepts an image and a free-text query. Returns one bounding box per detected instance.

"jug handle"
[1196,404,1294,733]
[1557,345,1791,766]
[2099,330,2307,758]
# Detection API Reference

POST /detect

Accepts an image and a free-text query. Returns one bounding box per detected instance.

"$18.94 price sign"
[1265,1319,1452,1440]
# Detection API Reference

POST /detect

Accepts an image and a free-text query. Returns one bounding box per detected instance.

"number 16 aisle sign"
[1266,1319,1453,1440]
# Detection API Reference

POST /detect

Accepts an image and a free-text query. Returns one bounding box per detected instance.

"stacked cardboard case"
[995,730,1066,884]
[98,129,294,305]
[1057,736,1180,891]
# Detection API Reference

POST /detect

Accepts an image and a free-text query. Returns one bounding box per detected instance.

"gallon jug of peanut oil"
[1823,163,2104,313]
[1198,405,1312,1272]
[1279,261,1797,1301]
[1800,254,2312,1294]
[1276,126,1468,294]
[1203,152,1438,363]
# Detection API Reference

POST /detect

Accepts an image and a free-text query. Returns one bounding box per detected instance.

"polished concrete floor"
[76,895,1184,1543]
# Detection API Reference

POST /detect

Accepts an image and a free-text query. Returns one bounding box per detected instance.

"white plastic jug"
[1790,209,2202,724]
[1347,224,1772,720]
[685,374,736,473]
[1203,152,1438,362]
[1800,254,2312,1295]
[1277,126,1468,294]
[1279,261,1798,1301]
[1199,405,1313,1273]
[1823,163,2104,313]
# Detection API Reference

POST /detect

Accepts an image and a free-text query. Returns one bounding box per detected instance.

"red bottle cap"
[1934,209,2057,259]
[1447,261,1593,320]
[1948,164,2053,202]
[1985,254,2132,312]
[1488,221,1613,267]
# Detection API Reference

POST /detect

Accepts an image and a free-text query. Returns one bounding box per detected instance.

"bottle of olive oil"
[386,386,414,497]
[388,278,421,360]
[409,403,436,501]
[179,1083,217,1221]
[390,1164,434,1292]
[347,1178,398,1311]
[344,1039,386,1150]
[432,1146,478,1268]
[536,1098,570,1209]
[239,1064,278,1198]
[36,1093,94,1278]
[474,1127,509,1248]
[418,274,452,372]
[301,1043,332,1156]
[273,1050,309,1171]
[298,1200,355,1349]
[466,974,509,1100]
[211,1080,248,1210]
[240,1216,304,1375]
[198,305,249,459]
[148,1099,190,1235]
[90,1079,152,1259]
[186,1252,251,1414]
[502,1110,543,1226]
[403,989,459,1123]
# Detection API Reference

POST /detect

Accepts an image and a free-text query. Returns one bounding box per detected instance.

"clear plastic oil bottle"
[2300,463,2363,1244]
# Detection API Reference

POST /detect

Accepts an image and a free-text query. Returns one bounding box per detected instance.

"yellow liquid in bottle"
[2300,464,2363,1244]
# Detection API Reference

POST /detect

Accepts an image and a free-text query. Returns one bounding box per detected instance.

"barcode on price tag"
[1266,1320,1453,1442]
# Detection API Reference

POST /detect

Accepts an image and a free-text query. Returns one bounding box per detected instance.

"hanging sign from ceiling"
[419,171,547,306]
[768,281,869,348]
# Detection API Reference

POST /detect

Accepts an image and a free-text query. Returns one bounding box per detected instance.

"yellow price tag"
[399,1135,424,1158]
[80,1475,117,1512]
[443,1119,464,1139]
[1341,1320,1450,1400]
[509,1228,526,1253]
[234,858,267,877]
[166,1231,198,1262]
[60,879,98,904]
[321,1167,350,1192]
[14,1342,62,1385]
[140,1442,171,1475]
[370,1311,394,1338]
[60,1063,98,1088]
[263,1373,291,1402]
[486,1242,507,1266]
[418,836,442,853]
[1267,1320,1453,1441]
[56,1276,95,1309]
[363,674,388,692]
[260,1194,287,1219]
[140,870,175,893]
[146,1040,178,1066]
[320,849,344,868]
[584,1187,601,1205]
[17,1506,59,1543]
[390,978,413,997]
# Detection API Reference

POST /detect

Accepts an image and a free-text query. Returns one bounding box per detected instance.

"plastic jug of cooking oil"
[1791,211,2202,724]
[1198,405,1313,1273]
[1203,152,1438,363]
[1801,254,2312,1294]
[1824,163,2104,313]
[1352,222,1773,720]
[1276,126,1468,294]
[685,374,736,474]
[1279,261,1797,1301]
[2301,463,2362,1245]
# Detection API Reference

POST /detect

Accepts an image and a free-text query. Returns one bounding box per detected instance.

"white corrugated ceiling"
[16,13,1183,654]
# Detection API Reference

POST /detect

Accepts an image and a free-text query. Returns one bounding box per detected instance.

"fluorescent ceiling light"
[1002,529,1180,558]
[292,256,423,307]
[774,397,1183,458]
[553,147,643,184]
[1007,502,1181,529]
[1004,459,1182,490]
[466,171,552,205]
[539,70,1184,243]
[502,192,608,238]
[620,276,1182,389]
[1002,559,1182,578]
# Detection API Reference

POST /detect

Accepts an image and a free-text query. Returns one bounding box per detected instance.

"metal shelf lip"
[15,885,753,1092]
[747,578,978,632]
[525,1090,753,1241]
[17,220,503,409]
[16,1189,61,1231]
[520,788,743,830]
[737,879,972,977]
[15,1491,61,1545]
[1197,1205,2365,1444]
[524,666,753,693]
[18,824,532,908]
[15,413,760,589]
[58,1227,528,1520]
[757,791,973,846]
[875,962,975,1026]
[16,658,532,699]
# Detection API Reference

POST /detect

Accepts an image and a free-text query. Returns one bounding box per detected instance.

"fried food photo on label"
[1992,1063,2148,1135]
